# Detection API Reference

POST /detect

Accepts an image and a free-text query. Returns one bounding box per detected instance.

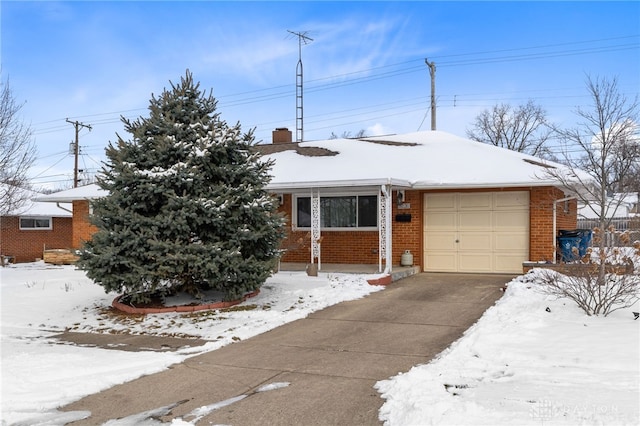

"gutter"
[266,178,412,191]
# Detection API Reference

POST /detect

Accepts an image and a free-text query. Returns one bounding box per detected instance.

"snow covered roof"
[1,185,72,217]
[259,131,586,191]
[33,184,106,203]
[20,200,72,217]
[578,192,638,219]
[32,131,588,203]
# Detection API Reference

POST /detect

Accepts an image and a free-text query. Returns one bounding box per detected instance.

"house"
[256,129,581,274]
[33,184,107,254]
[578,193,638,220]
[34,130,583,273]
[577,192,639,235]
[0,186,73,264]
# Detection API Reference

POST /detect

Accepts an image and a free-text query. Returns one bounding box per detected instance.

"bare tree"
[540,76,639,316]
[0,77,37,216]
[611,131,640,194]
[329,129,367,139]
[548,76,639,229]
[466,100,554,158]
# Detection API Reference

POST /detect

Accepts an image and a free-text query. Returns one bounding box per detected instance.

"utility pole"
[288,30,313,142]
[66,118,92,187]
[425,59,436,130]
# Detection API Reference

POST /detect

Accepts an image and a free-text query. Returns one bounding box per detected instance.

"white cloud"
[366,123,393,136]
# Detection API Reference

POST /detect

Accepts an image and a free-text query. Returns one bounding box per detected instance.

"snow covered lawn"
[2,263,638,425]
[0,262,383,425]
[376,269,640,426]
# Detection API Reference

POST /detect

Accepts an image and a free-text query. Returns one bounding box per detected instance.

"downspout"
[553,196,577,264]
[56,202,73,214]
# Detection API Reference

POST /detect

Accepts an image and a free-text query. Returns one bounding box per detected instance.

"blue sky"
[2,1,639,189]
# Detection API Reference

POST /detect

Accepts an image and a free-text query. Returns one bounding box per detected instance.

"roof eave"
[411,180,566,190]
[33,195,102,203]
[266,178,413,192]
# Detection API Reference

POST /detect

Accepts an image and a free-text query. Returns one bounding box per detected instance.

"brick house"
[35,130,582,274]
[33,184,106,256]
[257,129,580,274]
[0,188,73,264]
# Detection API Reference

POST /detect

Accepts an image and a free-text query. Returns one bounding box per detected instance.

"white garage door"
[423,192,529,273]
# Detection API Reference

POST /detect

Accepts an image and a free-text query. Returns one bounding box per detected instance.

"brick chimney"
[272,128,293,144]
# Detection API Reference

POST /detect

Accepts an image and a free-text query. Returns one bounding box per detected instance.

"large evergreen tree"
[79,71,284,304]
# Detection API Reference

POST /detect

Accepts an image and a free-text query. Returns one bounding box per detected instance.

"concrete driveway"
[63,273,514,425]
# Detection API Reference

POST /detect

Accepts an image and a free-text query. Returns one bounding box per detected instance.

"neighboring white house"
[578,192,639,239]
[578,193,639,219]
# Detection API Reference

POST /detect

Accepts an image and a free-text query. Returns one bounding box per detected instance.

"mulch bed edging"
[367,274,392,286]
[112,289,260,314]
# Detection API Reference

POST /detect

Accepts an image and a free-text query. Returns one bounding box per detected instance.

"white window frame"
[19,216,53,230]
[293,192,379,231]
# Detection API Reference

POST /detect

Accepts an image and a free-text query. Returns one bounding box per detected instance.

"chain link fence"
[577,217,640,247]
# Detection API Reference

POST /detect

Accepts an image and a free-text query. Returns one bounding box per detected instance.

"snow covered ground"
[1,262,638,425]
[377,270,640,426]
[1,262,383,425]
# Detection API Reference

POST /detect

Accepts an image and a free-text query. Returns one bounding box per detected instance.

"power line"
[66,119,92,188]
[32,35,638,131]
[25,34,639,162]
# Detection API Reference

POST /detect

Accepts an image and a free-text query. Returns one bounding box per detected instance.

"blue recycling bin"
[576,229,592,257]
[557,236,581,262]
[558,229,592,257]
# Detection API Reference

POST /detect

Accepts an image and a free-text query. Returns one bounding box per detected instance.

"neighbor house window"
[295,194,378,229]
[19,217,52,230]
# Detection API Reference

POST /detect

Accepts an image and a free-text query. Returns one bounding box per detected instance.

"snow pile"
[0,262,382,424]
[376,269,639,425]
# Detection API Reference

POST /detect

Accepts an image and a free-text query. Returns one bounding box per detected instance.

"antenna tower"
[288,30,313,142]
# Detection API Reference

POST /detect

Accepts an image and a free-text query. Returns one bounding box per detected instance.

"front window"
[295,194,378,229]
[19,217,52,230]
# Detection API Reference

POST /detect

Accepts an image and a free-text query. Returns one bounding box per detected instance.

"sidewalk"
[62,273,512,425]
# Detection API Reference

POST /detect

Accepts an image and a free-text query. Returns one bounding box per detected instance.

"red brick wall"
[72,200,97,249]
[278,186,578,270]
[0,216,73,263]
[391,190,422,266]
[24,187,576,268]
[279,190,423,267]
[529,187,577,262]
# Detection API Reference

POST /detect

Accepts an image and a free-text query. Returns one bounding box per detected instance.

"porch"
[278,262,420,283]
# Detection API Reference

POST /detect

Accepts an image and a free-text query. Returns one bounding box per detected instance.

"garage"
[423,191,529,273]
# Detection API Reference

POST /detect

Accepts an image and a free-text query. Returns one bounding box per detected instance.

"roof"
[579,193,638,219]
[33,183,106,203]
[260,131,588,191]
[1,185,72,217]
[33,131,589,202]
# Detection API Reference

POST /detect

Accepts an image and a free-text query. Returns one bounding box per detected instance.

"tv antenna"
[287,30,313,142]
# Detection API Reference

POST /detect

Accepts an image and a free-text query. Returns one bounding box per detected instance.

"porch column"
[310,188,321,268]
[379,184,392,274]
